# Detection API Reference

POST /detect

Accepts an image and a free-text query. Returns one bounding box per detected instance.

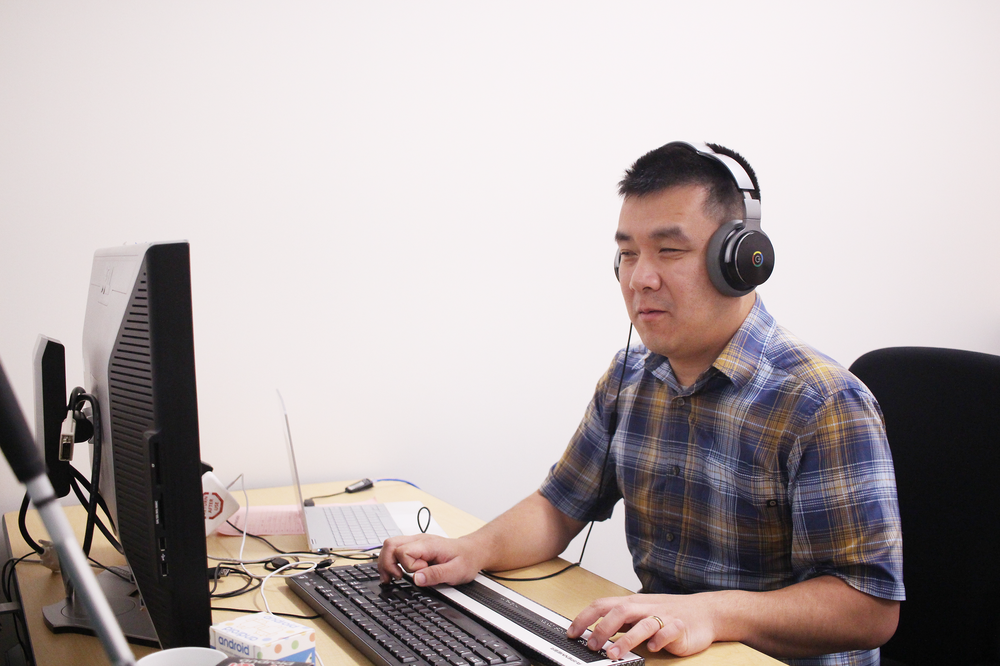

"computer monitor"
[32,335,72,498]
[79,241,211,649]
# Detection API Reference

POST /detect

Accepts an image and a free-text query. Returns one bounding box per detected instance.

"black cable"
[70,467,117,533]
[305,477,419,504]
[222,520,377,562]
[16,388,117,558]
[86,557,133,583]
[484,561,582,583]
[69,391,103,556]
[487,325,634,583]
[69,476,122,554]
[209,563,261,599]
[225,521,293,555]
[2,554,34,601]
[2,552,36,657]
[211,606,321,621]
[212,579,260,599]
[304,489,346,502]
[334,552,379,561]
[17,493,42,555]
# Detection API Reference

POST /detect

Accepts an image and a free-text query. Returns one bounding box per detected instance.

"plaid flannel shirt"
[539,298,904,666]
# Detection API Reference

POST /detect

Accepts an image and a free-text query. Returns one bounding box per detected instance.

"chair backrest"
[849,347,1000,666]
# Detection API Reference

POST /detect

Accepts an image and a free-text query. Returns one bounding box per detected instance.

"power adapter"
[345,478,373,493]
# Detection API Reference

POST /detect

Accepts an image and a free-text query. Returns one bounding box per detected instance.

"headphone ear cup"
[706,221,745,297]
[614,249,622,282]
[730,230,774,290]
[706,221,775,297]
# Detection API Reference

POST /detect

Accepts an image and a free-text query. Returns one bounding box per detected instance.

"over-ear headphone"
[614,141,774,297]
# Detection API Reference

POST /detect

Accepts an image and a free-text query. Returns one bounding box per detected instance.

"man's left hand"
[566,593,718,659]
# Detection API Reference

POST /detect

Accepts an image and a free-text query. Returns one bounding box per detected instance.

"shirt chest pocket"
[698,428,792,544]
[729,468,788,531]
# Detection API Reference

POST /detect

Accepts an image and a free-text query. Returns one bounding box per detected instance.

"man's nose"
[628,256,661,291]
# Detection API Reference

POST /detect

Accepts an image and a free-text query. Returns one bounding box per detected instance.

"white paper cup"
[136,647,227,665]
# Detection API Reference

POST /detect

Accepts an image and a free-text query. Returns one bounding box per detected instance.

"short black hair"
[618,142,759,225]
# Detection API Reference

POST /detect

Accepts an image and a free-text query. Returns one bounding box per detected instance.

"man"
[378,142,904,666]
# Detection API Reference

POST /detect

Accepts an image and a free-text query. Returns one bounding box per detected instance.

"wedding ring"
[651,615,665,631]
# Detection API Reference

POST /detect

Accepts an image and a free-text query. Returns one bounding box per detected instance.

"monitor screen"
[82,241,211,649]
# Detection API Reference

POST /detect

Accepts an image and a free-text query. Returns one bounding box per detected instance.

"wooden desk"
[4,481,780,666]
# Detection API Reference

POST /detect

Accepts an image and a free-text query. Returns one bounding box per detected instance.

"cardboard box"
[211,613,317,664]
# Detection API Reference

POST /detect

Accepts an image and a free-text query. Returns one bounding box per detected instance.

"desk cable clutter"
[0,357,137,665]
[3,358,323,666]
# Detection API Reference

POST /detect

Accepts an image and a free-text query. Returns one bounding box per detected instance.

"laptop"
[278,390,405,552]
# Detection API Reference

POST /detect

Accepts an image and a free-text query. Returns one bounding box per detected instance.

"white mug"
[136,647,227,666]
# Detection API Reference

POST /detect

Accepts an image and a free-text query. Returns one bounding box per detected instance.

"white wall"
[2,1,998,592]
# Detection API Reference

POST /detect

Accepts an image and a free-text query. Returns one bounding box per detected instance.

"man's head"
[618,141,759,229]
[614,142,765,385]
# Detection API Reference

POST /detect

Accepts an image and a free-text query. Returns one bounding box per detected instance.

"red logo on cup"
[204,492,224,520]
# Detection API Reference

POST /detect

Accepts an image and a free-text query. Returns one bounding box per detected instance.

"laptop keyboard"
[322,503,403,548]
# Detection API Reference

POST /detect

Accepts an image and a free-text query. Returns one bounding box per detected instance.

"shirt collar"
[635,296,775,393]
[711,295,775,390]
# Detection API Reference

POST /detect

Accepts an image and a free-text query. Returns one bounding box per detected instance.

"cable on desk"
[331,551,379,561]
[211,605,321,621]
[304,477,421,504]
[485,335,633,584]
[483,562,580,583]
[207,555,331,602]
[1,553,37,608]
[416,506,431,534]
[3,552,43,654]
[482,520,596,582]
[260,559,318,614]
[86,557,133,583]
[218,473,380,562]
[209,563,261,599]
[374,478,420,489]
[224,520,291,555]
[212,522,376,563]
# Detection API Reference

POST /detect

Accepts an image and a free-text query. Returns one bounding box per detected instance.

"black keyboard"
[288,563,529,666]
[289,563,644,666]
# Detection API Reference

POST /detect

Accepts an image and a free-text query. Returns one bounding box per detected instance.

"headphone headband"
[667,141,757,192]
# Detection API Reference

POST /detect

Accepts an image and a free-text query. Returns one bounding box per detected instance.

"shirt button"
[674,398,685,407]
[665,533,675,542]
[670,465,681,476]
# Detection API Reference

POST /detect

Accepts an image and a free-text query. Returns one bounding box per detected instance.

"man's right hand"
[377,533,484,586]
[378,491,585,588]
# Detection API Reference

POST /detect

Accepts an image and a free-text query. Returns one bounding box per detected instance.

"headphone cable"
[486,324,633,582]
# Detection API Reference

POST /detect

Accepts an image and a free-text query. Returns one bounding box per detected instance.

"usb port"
[159,538,168,576]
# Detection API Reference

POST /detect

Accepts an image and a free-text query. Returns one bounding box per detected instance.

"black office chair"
[849,347,1000,666]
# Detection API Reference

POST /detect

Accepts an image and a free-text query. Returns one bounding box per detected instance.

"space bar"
[453,580,602,662]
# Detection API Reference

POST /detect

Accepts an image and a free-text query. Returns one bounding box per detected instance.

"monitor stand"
[42,566,158,647]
